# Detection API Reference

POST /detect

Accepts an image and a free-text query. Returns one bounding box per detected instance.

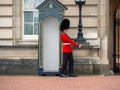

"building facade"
[0,0,119,75]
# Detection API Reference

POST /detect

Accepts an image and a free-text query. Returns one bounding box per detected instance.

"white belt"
[62,43,71,45]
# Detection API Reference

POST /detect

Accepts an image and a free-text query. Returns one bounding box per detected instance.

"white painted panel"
[69,17,98,27]
[0,17,13,27]
[0,29,13,38]
[83,17,98,27]
[67,28,98,39]
[82,6,98,16]
[60,0,75,4]
[0,0,13,4]
[43,17,59,72]
[61,0,98,5]
[65,6,98,16]
[0,6,13,16]
[83,28,98,38]
[0,40,12,46]
[86,0,98,4]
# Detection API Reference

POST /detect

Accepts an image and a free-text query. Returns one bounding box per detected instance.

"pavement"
[0,75,120,90]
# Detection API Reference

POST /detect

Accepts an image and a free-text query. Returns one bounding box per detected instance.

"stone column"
[108,0,114,69]
[100,0,111,75]
[13,0,22,45]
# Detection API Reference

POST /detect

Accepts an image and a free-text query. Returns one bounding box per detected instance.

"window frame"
[22,0,39,40]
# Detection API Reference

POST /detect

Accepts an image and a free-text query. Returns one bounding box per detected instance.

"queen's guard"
[60,19,81,77]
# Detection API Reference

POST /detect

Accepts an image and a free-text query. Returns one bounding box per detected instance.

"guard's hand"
[79,44,82,48]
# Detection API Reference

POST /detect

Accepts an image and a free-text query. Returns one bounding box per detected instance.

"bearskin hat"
[60,19,70,32]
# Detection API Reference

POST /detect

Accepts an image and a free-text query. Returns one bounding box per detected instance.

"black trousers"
[60,53,74,75]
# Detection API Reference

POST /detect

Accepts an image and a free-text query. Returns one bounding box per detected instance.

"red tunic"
[61,32,79,53]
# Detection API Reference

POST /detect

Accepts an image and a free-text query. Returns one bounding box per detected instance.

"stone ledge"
[73,45,100,49]
[0,45,38,49]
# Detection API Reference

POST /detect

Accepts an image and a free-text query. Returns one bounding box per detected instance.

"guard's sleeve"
[62,34,79,47]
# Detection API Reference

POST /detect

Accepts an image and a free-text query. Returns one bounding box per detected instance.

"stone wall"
[0,0,13,45]
[0,59,113,75]
[0,59,38,75]
[0,58,101,75]
[0,46,38,75]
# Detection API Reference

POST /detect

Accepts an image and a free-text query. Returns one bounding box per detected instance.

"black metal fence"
[113,11,120,73]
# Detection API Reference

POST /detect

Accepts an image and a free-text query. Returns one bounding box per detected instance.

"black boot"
[59,74,67,77]
[69,74,77,77]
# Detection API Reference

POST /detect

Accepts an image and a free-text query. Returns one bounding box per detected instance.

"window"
[23,0,44,39]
